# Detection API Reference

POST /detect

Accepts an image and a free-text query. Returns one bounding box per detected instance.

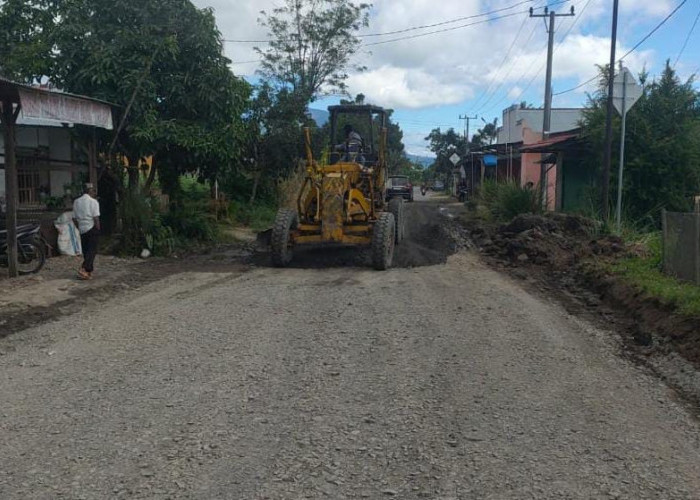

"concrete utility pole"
[602,0,620,221]
[459,114,477,157]
[530,5,574,205]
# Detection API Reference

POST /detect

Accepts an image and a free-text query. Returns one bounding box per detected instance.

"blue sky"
[195,0,700,156]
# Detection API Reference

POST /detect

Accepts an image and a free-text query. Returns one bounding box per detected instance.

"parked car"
[387,175,413,202]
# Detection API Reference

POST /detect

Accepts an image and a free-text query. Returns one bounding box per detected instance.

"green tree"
[472,117,498,147]
[425,127,469,184]
[240,84,310,203]
[255,0,370,104]
[0,0,55,82]
[49,0,250,196]
[581,61,700,224]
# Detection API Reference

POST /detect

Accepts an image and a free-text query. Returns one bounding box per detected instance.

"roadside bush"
[119,190,155,256]
[118,177,220,256]
[164,203,219,242]
[477,180,543,221]
[277,159,307,209]
[229,199,277,232]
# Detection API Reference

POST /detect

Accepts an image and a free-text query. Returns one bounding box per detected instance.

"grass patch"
[476,180,543,222]
[230,200,277,232]
[610,232,700,316]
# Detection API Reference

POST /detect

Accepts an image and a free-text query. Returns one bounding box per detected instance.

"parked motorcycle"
[0,224,46,275]
[458,186,470,203]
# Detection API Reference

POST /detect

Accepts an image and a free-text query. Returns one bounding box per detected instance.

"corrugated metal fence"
[662,209,700,285]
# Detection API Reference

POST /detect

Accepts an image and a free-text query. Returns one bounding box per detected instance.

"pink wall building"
[496,105,583,210]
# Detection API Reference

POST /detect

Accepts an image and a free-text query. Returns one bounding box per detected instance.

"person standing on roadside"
[72,183,101,280]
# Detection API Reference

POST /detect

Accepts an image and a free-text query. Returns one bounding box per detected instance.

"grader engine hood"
[321,174,346,242]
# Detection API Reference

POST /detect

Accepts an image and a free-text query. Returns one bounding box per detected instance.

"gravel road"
[1,201,700,499]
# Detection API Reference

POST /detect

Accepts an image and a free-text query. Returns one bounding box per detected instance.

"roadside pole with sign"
[613,65,643,232]
[449,153,461,196]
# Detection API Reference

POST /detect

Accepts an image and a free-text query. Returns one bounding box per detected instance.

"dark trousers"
[81,227,99,273]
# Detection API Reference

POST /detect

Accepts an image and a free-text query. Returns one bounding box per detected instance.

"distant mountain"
[308,108,329,126]
[405,153,434,167]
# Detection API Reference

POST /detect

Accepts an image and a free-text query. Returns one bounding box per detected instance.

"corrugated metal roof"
[519,133,581,153]
[0,75,117,108]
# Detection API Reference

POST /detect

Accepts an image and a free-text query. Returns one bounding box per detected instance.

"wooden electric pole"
[1,99,20,277]
[601,0,620,221]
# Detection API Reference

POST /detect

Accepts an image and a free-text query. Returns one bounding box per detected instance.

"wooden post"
[555,153,564,212]
[88,129,98,191]
[2,99,19,277]
[695,210,700,286]
[661,208,667,275]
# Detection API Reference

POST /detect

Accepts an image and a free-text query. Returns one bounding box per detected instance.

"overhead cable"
[555,0,688,96]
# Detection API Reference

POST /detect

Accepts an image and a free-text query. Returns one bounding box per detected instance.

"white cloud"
[346,66,473,108]
[507,86,522,99]
[192,0,669,111]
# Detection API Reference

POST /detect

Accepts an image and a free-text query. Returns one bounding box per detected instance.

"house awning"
[0,76,115,129]
[519,132,582,153]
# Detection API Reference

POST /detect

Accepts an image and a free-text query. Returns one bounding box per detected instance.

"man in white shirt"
[72,183,101,280]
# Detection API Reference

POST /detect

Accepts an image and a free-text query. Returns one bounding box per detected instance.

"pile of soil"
[469,213,624,268]
[459,212,700,372]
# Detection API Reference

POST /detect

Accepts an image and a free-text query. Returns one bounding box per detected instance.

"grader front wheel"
[372,212,396,270]
[388,198,405,244]
[271,209,298,267]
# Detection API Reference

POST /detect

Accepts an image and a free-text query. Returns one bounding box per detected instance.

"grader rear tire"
[271,209,298,267]
[372,212,395,271]
[388,198,404,244]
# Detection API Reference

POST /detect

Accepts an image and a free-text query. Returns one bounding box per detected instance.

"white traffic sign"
[449,153,461,166]
[613,67,643,116]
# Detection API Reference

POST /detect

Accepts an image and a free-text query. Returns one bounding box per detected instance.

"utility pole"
[1,99,20,277]
[602,0,620,221]
[459,114,477,156]
[459,114,477,192]
[530,5,574,206]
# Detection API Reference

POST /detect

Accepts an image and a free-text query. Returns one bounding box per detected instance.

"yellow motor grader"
[271,104,405,270]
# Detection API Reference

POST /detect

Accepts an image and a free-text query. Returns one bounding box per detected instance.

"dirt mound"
[469,213,624,269]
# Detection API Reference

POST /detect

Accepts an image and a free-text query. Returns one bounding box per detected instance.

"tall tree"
[425,127,466,182]
[0,0,55,83]
[580,61,700,223]
[255,0,370,104]
[472,118,498,146]
[49,0,250,195]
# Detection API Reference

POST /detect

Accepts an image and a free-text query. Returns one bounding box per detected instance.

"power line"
[554,0,688,96]
[361,0,536,37]
[483,0,589,114]
[223,0,571,44]
[674,3,700,67]
[619,0,687,61]
[231,59,262,65]
[476,24,540,113]
[471,9,533,111]
[363,11,523,46]
[551,75,597,96]
[223,0,533,43]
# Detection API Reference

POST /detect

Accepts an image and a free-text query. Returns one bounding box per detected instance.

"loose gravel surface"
[1,201,700,499]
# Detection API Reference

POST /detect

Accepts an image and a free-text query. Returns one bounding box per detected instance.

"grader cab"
[271,104,406,270]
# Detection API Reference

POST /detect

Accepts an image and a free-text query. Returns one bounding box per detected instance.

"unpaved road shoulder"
[1,207,700,499]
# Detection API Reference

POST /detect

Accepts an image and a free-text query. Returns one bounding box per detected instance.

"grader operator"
[270,104,406,270]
